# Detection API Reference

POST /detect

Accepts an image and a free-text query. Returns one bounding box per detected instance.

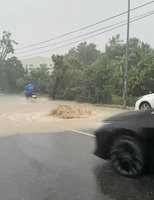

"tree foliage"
[68,42,100,67]
[0,57,25,91]
[51,55,83,100]
[128,43,154,96]
[0,31,17,63]
[105,34,125,60]
[16,65,52,94]
[82,54,113,103]
[30,65,52,94]
[0,31,154,106]
[50,37,154,104]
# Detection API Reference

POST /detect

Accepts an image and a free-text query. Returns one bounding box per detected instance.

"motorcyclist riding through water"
[25,83,34,98]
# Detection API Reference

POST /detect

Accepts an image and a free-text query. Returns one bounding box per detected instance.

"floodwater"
[0,94,126,136]
[0,94,153,200]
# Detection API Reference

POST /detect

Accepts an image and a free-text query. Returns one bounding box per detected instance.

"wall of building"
[21,56,54,74]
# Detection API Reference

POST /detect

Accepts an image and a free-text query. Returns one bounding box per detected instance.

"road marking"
[66,128,95,137]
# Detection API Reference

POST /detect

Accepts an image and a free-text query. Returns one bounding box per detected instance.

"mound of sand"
[49,105,92,119]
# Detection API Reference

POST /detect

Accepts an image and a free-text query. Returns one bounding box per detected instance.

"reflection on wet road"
[94,161,154,200]
[0,130,153,200]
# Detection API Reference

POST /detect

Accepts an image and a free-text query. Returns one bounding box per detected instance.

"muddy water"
[0,94,127,136]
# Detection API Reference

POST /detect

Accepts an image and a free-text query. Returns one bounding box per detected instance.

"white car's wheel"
[139,102,151,110]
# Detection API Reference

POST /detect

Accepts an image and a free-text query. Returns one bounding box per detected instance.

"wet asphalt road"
[0,130,153,200]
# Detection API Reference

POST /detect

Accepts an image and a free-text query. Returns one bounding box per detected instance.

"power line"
[19,13,154,58]
[15,11,154,55]
[18,12,154,59]
[15,1,154,51]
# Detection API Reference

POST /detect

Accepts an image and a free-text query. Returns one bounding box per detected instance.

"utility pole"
[123,0,130,108]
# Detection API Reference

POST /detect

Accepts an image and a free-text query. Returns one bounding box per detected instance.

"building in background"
[21,56,54,74]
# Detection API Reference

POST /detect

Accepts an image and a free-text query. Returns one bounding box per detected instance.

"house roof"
[21,56,53,67]
[21,56,52,62]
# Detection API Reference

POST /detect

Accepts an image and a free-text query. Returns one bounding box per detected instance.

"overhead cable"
[15,1,154,51]
[15,11,154,55]
[18,12,154,59]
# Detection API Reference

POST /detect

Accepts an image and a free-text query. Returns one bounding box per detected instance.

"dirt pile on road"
[49,105,92,119]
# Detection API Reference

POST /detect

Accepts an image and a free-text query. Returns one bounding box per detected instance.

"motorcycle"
[26,91,37,99]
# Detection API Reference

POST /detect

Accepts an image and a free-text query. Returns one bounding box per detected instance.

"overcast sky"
[1,0,154,59]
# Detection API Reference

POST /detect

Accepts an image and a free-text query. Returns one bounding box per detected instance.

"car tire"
[110,136,146,178]
[139,102,151,110]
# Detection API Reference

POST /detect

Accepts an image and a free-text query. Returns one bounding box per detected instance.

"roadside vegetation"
[0,31,154,106]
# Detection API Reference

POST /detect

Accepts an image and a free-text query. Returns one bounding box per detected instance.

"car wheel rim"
[111,141,144,176]
[141,103,151,110]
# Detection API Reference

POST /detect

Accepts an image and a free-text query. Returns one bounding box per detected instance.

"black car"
[94,109,154,178]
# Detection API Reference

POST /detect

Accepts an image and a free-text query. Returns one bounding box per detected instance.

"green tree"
[128,42,154,96]
[30,65,52,94]
[68,42,100,67]
[0,31,17,63]
[51,55,84,100]
[105,34,125,60]
[83,53,113,103]
[0,57,25,91]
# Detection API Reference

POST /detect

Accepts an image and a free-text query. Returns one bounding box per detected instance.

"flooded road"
[0,94,126,136]
[0,95,153,199]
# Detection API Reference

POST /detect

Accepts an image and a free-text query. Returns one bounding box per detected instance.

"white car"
[135,93,154,110]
